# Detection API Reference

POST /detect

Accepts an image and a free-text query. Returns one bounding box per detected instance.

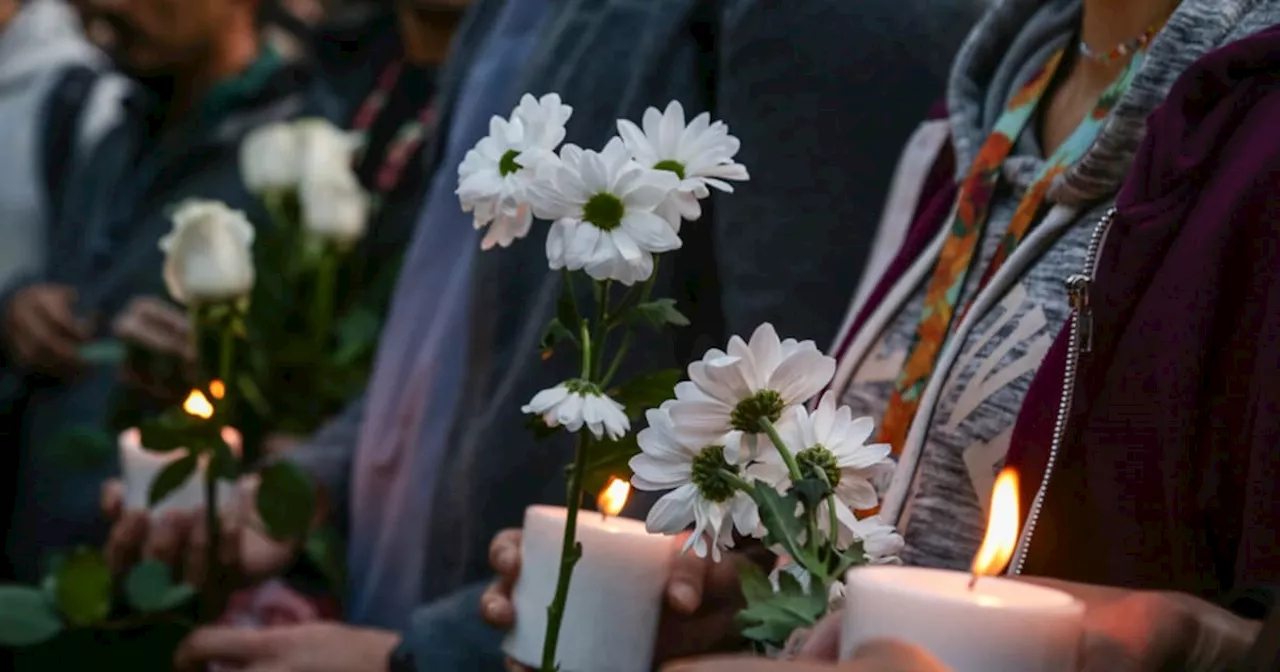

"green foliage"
[44,426,116,470]
[608,369,682,419]
[748,482,822,571]
[137,407,222,454]
[626,299,690,329]
[148,452,199,507]
[256,462,316,540]
[124,561,196,614]
[52,549,112,627]
[0,587,63,647]
[735,563,827,647]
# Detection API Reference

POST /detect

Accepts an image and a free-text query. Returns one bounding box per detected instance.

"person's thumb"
[665,533,708,614]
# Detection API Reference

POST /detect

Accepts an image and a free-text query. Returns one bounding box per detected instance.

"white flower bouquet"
[458,96,903,666]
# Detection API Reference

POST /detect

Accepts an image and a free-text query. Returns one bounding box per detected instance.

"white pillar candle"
[119,427,241,518]
[503,505,674,672]
[841,565,1084,671]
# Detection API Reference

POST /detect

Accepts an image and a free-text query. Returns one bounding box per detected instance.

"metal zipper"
[1009,206,1116,574]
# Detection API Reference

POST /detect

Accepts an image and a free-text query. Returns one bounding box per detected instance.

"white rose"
[239,122,300,193]
[299,167,369,245]
[159,200,257,305]
[295,118,357,178]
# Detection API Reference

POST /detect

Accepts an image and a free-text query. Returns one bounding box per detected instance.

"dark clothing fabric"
[849,25,1280,605]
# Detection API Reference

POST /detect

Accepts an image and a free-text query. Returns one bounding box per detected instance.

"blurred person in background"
[0,0,115,579]
[1,0,335,583]
[112,0,986,669]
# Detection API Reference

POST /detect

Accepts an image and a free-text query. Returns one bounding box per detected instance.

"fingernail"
[668,582,698,612]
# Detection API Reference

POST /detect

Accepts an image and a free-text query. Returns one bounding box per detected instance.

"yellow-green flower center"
[730,389,785,433]
[690,445,738,503]
[796,444,841,486]
[653,159,687,180]
[499,149,523,176]
[583,193,625,231]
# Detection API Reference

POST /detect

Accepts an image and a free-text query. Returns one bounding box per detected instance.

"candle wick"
[968,573,979,591]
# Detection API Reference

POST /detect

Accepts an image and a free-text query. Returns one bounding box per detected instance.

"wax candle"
[119,426,241,518]
[840,566,1084,670]
[840,468,1085,671]
[504,491,673,672]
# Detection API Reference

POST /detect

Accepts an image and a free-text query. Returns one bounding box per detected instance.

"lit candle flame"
[182,389,215,420]
[970,468,1020,589]
[597,477,631,518]
[208,379,226,400]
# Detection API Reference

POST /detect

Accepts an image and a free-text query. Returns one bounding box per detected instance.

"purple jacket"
[846,27,1280,601]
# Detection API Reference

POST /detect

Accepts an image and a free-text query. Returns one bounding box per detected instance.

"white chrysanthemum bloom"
[457,93,573,250]
[521,379,629,440]
[756,392,893,545]
[160,200,256,305]
[617,101,749,229]
[239,122,300,193]
[666,323,835,464]
[299,166,369,246]
[630,403,760,560]
[531,138,681,285]
[848,514,905,565]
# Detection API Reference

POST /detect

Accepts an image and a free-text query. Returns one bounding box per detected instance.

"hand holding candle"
[504,480,674,672]
[120,386,241,518]
[840,469,1085,671]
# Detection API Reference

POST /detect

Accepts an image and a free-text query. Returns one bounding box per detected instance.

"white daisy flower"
[756,392,893,546]
[617,101,749,229]
[521,379,629,440]
[848,514,905,565]
[666,323,836,464]
[456,93,573,250]
[630,403,760,560]
[531,138,681,285]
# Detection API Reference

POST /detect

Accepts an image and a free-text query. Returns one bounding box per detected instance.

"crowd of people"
[0,0,1277,669]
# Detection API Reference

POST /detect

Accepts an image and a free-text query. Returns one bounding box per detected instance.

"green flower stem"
[718,468,755,493]
[312,248,337,354]
[541,432,591,672]
[562,270,582,325]
[759,418,803,484]
[826,495,840,564]
[202,318,236,624]
[599,329,632,390]
[593,280,613,376]
[579,320,593,380]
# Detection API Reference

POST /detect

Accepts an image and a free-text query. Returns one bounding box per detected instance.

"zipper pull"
[1065,274,1093,354]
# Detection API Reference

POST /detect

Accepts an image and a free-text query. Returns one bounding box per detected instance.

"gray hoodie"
[0,0,110,288]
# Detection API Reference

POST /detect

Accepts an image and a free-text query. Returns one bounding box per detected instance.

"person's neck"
[166,29,261,124]
[396,3,465,66]
[1075,0,1179,82]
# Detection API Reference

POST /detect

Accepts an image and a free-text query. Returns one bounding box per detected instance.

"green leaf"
[0,586,64,647]
[749,483,819,569]
[791,478,831,510]
[137,409,210,454]
[735,566,828,647]
[628,298,690,329]
[77,339,127,365]
[44,426,116,470]
[737,562,774,605]
[332,308,380,367]
[828,539,867,579]
[256,462,316,540]
[236,372,273,416]
[581,433,641,497]
[124,560,197,613]
[52,549,112,627]
[608,369,682,419]
[538,318,577,358]
[149,451,199,507]
[209,438,240,481]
